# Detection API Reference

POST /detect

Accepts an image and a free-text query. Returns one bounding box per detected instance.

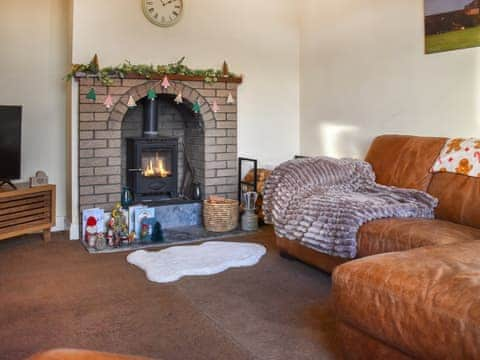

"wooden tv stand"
[0,184,56,242]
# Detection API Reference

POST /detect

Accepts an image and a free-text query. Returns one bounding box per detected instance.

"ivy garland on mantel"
[66,55,241,86]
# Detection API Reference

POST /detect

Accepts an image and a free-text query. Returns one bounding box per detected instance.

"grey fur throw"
[263,157,438,259]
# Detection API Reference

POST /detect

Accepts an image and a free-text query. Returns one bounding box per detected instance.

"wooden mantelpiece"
[0,184,56,242]
[74,72,243,83]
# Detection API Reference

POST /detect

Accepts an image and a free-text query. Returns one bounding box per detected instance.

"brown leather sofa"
[276,134,480,271]
[276,135,480,358]
[324,135,480,359]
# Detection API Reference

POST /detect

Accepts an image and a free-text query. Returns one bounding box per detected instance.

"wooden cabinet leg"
[43,229,51,242]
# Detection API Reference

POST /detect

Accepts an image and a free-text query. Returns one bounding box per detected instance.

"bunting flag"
[192,101,201,114]
[86,87,97,101]
[104,94,114,109]
[147,88,157,101]
[212,100,220,113]
[226,92,235,104]
[161,75,171,89]
[127,95,137,108]
[174,91,183,104]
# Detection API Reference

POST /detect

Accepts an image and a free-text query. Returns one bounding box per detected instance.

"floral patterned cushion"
[431,138,480,178]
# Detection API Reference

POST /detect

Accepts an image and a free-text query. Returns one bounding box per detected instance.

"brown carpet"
[0,227,339,360]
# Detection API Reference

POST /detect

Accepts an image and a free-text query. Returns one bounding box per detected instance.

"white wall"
[300,0,480,159]
[71,0,300,167]
[0,0,69,229]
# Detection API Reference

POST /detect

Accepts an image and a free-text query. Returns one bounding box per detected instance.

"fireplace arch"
[121,92,205,202]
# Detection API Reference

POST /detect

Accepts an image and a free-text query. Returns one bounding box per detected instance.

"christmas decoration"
[86,88,96,101]
[67,57,241,86]
[85,216,98,248]
[212,100,220,113]
[89,54,100,73]
[174,91,183,104]
[104,94,114,109]
[222,61,229,77]
[192,101,201,114]
[152,222,164,242]
[161,75,171,89]
[95,233,107,250]
[109,203,128,248]
[227,92,235,104]
[127,95,137,108]
[147,88,157,101]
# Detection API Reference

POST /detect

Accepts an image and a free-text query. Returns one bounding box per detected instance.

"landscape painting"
[425,0,480,53]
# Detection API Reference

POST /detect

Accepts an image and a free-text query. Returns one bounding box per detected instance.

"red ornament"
[86,216,97,227]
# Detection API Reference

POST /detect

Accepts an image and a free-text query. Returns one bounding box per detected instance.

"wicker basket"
[203,199,239,232]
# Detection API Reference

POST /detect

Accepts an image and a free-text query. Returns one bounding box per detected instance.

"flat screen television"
[0,106,22,188]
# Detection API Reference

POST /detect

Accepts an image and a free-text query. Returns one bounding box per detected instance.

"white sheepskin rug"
[126,241,266,283]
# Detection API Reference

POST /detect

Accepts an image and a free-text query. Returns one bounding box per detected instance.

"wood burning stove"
[126,95,179,202]
[126,137,178,202]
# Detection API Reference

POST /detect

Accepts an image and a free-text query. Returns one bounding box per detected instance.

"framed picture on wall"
[425,0,480,53]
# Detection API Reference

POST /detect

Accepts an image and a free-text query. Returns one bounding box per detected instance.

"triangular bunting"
[104,94,114,109]
[227,92,235,104]
[147,88,157,101]
[174,91,183,104]
[192,101,201,114]
[86,88,96,101]
[127,95,137,108]
[161,75,171,89]
[212,100,220,113]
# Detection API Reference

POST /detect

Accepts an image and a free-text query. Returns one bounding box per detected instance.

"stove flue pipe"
[143,97,158,136]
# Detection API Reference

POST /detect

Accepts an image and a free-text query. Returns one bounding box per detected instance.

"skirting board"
[68,221,80,240]
[51,216,67,232]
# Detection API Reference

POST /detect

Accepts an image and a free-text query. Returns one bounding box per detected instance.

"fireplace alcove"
[76,77,239,214]
[121,94,205,202]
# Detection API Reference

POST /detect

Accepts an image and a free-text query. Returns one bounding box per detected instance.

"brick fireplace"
[77,75,240,212]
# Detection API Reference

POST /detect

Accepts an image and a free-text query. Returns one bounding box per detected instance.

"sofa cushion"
[431,138,480,178]
[333,241,480,359]
[357,218,480,257]
[364,135,446,191]
[428,172,480,228]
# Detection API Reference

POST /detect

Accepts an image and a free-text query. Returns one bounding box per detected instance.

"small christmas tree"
[192,101,201,114]
[147,88,157,101]
[151,222,164,242]
[86,88,96,101]
[227,92,235,104]
[222,61,229,77]
[89,54,100,73]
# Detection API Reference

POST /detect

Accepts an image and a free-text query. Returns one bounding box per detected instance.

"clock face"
[142,0,183,27]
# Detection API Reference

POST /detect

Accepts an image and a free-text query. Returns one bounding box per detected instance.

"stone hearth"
[77,76,240,212]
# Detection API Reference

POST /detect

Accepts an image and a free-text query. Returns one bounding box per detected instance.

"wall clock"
[142,0,183,27]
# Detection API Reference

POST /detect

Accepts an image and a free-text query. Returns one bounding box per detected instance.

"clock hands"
[160,0,176,6]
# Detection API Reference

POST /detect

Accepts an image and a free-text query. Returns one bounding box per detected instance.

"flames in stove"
[143,154,171,178]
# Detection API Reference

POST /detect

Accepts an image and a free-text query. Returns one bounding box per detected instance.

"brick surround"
[77,77,239,211]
